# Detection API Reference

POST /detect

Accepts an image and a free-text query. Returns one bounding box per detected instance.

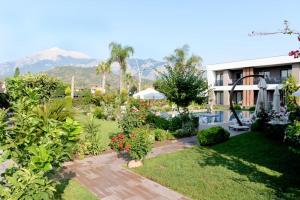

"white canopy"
[255,78,268,115]
[272,86,280,113]
[133,88,166,100]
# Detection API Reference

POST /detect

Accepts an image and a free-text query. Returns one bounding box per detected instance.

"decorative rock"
[127,160,143,168]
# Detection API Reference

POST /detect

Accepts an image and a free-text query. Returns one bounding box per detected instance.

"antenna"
[249,20,300,58]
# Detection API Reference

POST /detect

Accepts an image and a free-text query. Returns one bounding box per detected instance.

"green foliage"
[78,116,108,155]
[118,109,147,135]
[108,42,134,92]
[155,45,207,113]
[14,67,20,77]
[249,106,256,112]
[283,75,299,111]
[65,86,71,96]
[93,106,105,119]
[174,121,197,138]
[0,93,9,109]
[0,86,81,198]
[110,133,127,153]
[233,104,242,110]
[0,168,56,200]
[127,130,152,160]
[285,121,300,147]
[251,108,271,132]
[5,73,61,103]
[152,128,169,141]
[145,113,170,130]
[197,126,230,146]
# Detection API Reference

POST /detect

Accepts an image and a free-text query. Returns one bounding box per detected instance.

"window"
[281,69,292,80]
[234,91,243,104]
[215,91,224,105]
[215,72,223,86]
[259,71,270,79]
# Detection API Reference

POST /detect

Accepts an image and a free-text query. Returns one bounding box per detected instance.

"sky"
[0,0,300,65]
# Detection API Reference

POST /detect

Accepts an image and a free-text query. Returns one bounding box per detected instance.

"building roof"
[206,55,300,71]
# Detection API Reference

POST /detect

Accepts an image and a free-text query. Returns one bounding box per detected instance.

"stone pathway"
[64,136,197,200]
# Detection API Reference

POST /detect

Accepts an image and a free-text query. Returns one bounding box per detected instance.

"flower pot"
[128,160,143,168]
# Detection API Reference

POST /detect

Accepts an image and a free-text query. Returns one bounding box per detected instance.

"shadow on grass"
[197,132,300,199]
[54,170,76,199]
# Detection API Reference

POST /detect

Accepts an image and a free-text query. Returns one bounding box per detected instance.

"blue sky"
[0,0,299,64]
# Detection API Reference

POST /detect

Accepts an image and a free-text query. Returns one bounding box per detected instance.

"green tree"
[14,67,20,77]
[283,75,299,110]
[125,72,134,91]
[155,45,208,114]
[96,60,111,92]
[108,42,134,93]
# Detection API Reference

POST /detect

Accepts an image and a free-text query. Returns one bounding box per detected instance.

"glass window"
[281,69,292,80]
[215,91,224,105]
[259,71,270,79]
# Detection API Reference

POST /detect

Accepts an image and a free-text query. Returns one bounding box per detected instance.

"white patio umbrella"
[272,86,280,113]
[293,90,300,97]
[255,78,268,115]
[133,88,166,100]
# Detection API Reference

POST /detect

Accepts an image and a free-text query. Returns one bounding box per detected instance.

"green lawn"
[133,132,300,200]
[59,179,98,200]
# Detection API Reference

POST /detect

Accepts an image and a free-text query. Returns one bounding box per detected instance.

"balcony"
[214,80,223,86]
[228,79,243,86]
[253,77,287,85]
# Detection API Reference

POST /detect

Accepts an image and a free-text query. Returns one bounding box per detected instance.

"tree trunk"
[119,70,123,93]
[102,73,106,93]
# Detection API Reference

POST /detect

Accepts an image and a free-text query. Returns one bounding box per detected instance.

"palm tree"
[108,42,134,93]
[96,60,111,92]
[125,72,134,91]
[164,44,201,69]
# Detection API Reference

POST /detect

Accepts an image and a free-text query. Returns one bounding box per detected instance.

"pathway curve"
[64,136,197,200]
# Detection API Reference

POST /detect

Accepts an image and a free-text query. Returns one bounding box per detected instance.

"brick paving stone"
[64,136,198,200]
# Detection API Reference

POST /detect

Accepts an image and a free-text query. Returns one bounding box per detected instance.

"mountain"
[0,47,165,80]
[0,48,97,78]
[45,66,154,89]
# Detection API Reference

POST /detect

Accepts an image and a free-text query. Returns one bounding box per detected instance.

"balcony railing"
[228,79,243,85]
[254,77,287,84]
[214,80,223,86]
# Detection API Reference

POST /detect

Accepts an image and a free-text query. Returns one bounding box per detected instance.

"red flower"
[125,144,131,152]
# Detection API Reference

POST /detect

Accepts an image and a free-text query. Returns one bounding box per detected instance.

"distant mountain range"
[0,47,166,81]
[45,66,154,89]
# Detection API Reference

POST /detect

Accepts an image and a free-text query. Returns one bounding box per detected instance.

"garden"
[1,44,300,200]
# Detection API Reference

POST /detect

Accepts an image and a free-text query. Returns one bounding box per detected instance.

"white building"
[206,56,300,107]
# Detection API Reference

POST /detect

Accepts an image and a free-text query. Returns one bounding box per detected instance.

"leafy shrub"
[289,107,300,122]
[0,87,81,198]
[126,131,152,160]
[5,73,61,103]
[132,126,155,144]
[76,116,109,156]
[233,104,242,110]
[285,121,300,147]
[118,109,147,135]
[251,108,271,132]
[93,106,105,119]
[110,133,127,153]
[0,168,56,200]
[152,129,169,141]
[145,113,169,130]
[174,121,196,138]
[249,106,255,112]
[197,126,230,146]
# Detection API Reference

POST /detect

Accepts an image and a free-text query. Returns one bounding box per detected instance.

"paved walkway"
[64,136,197,200]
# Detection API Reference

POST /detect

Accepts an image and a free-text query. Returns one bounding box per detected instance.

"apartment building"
[206,56,300,107]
